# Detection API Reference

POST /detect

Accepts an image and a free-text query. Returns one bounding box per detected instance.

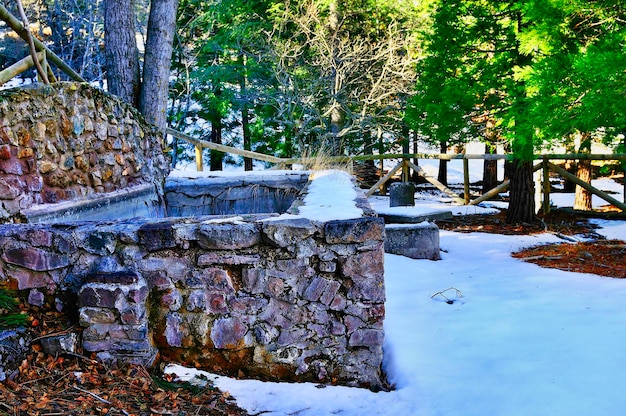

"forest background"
[0,0,625,224]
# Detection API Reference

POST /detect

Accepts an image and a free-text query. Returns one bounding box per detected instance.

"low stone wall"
[0,203,387,390]
[165,172,310,217]
[0,82,170,223]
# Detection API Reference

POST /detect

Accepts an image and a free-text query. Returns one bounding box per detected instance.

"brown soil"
[439,208,626,279]
[0,308,249,416]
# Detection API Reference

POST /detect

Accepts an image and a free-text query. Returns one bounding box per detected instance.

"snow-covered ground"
[167,161,626,416]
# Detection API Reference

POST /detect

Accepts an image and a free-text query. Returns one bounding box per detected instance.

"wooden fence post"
[195,144,203,172]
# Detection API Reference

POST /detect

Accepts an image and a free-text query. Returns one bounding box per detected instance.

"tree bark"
[438,141,448,186]
[139,0,180,135]
[210,122,223,171]
[240,55,252,171]
[573,132,593,211]
[506,159,535,223]
[104,0,140,106]
[482,143,498,193]
[327,0,343,156]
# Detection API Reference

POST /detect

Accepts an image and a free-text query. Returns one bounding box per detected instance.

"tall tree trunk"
[506,159,535,223]
[507,11,536,224]
[562,138,577,193]
[483,143,498,194]
[412,131,420,182]
[139,0,180,135]
[438,141,448,186]
[104,0,140,106]
[327,0,343,156]
[573,132,593,211]
[240,55,252,171]
[210,121,223,171]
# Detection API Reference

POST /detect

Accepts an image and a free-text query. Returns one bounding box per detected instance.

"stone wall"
[0,212,387,390]
[0,82,170,223]
[165,172,310,217]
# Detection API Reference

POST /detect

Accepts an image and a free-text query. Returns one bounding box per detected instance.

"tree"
[104,0,140,105]
[104,0,180,135]
[522,0,626,211]
[407,1,537,223]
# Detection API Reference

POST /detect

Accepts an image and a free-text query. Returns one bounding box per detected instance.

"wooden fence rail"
[169,128,626,212]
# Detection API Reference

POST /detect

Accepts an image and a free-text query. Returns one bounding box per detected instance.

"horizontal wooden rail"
[166,128,284,165]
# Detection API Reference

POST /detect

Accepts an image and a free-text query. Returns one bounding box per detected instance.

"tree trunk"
[573,132,593,211]
[327,0,343,156]
[506,159,535,224]
[210,122,223,171]
[139,0,180,135]
[104,0,140,106]
[438,141,447,186]
[483,143,498,194]
[240,55,252,171]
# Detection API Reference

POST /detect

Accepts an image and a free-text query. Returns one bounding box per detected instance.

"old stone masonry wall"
[0,82,170,222]
[0,213,387,390]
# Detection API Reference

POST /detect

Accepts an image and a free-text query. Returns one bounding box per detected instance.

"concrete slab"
[384,222,441,260]
[379,210,453,224]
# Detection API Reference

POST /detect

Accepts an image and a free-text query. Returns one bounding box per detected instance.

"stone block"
[324,217,385,244]
[211,317,248,349]
[388,182,415,207]
[384,223,441,260]
[2,247,69,271]
[197,222,261,249]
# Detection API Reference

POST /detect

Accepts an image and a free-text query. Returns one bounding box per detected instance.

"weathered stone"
[79,307,117,325]
[0,329,31,382]
[9,268,50,290]
[197,222,261,249]
[319,280,341,306]
[165,313,184,347]
[28,289,45,306]
[262,218,318,248]
[348,328,384,348]
[211,317,248,349]
[340,249,385,303]
[78,285,124,308]
[0,178,21,199]
[138,221,178,251]
[384,223,441,260]
[198,252,261,266]
[2,247,69,271]
[39,333,78,355]
[388,182,415,207]
[186,289,208,312]
[325,217,385,244]
[242,267,267,294]
[0,144,11,160]
[304,276,331,302]
[160,289,182,311]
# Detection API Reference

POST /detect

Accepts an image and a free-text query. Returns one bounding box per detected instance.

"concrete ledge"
[22,184,164,223]
[379,210,452,224]
[384,222,441,260]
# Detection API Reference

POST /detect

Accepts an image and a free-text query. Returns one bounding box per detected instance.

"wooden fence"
[168,128,626,213]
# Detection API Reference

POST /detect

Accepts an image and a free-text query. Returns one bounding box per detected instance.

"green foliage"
[0,290,27,329]
[169,0,424,163]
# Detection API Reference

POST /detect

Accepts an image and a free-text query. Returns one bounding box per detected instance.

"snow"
[166,162,626,416]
